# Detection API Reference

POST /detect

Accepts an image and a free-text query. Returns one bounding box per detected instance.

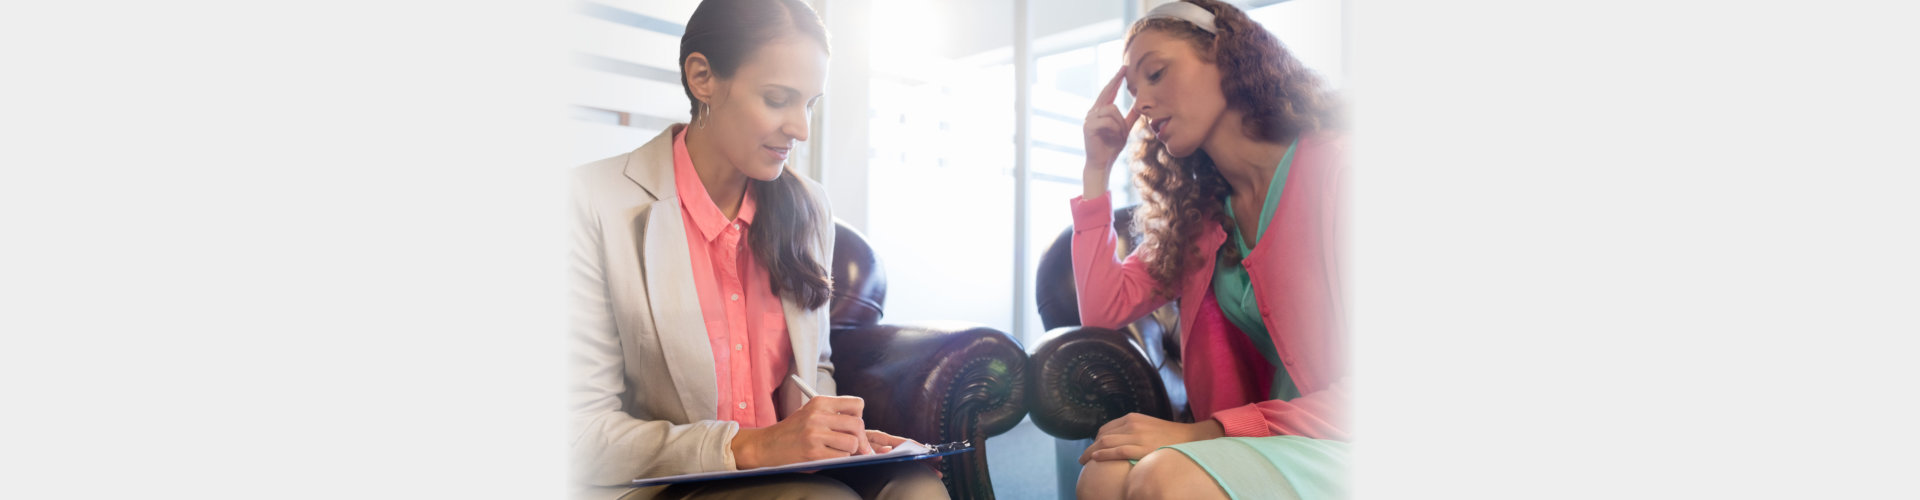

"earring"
[698,102,711,129]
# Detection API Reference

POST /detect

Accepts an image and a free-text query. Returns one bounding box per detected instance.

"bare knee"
[1124,449,1224,500]
[1076,459,1132,500]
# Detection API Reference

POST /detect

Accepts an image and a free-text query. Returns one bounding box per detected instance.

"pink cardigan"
[1070,133,1348,441]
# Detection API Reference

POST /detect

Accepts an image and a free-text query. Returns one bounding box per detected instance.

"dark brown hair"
[1127,0,1341,297]
[680,0,834,309]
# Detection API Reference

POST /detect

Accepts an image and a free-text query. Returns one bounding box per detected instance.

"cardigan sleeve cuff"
[1211,404,1275,438]
[1070,192,1114,231]
[715,421,742,470]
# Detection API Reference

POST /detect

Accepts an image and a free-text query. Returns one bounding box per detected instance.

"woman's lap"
[620,462,945,500]
[1162,436,1348,500]
[643,472,855,500]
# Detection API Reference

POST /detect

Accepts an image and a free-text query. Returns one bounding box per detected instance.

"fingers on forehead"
[1099,68,1127,102]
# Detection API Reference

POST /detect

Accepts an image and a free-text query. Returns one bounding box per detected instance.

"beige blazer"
[568,125,837,490]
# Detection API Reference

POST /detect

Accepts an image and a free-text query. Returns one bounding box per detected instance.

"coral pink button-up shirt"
[673,129,791,429]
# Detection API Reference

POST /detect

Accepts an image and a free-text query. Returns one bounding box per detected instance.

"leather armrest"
[830,322,1030,443]
[830,322,1028,500]
[1024,326,1174,440]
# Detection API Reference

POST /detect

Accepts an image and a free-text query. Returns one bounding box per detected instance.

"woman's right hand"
[728,395,875,469]
[1082,66,1142,200]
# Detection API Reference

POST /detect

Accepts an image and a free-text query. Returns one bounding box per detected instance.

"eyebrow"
[762,84,825,104]
[1127,51,1159,94]
[1133,50,1159,70]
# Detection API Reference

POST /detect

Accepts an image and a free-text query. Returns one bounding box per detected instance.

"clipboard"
[630,440,973,488]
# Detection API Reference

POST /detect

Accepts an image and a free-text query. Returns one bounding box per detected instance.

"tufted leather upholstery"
[1025,206,1190,441]
[828,224,887,330]
[826,221,1028,500]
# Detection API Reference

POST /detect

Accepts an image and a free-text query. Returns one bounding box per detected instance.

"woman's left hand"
[863,429,912,454]
[863,429,944,479]
[1078,413,1226,464]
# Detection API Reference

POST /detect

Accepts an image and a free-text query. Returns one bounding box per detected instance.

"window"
[567,1,700,166]
[1249,0,1345,90]
[1020,7,1132,345]
[859,0,1020,330]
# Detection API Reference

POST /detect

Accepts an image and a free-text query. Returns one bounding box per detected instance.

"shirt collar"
[673,128,756,243]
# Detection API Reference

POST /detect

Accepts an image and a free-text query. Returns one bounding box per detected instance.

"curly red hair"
[1127,0,1341,297]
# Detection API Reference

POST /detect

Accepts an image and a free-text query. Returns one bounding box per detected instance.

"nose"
[783,107,810,142]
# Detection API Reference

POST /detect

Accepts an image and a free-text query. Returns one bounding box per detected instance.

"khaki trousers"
[620,462,948,500]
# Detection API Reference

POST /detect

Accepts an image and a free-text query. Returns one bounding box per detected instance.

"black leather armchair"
[1025,207,1190,442]
[825,222,1029,500]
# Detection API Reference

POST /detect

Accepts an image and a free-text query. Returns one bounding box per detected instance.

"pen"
[788,373,821,400]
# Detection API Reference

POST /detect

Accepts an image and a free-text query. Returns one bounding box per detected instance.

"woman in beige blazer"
[568,1,945,499]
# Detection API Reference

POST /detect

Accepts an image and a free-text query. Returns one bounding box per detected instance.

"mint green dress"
[1163,139,1350,500]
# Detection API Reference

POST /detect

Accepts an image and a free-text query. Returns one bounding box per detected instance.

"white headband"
[1141,1,1219,35]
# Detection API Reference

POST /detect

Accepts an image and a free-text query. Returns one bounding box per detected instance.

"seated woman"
[1071,1,1349,499]
[568,1,945,498]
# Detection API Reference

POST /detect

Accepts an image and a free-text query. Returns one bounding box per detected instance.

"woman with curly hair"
[1070,1,1348,498]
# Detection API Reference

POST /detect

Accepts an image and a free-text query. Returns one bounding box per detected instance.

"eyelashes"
[764,94,823,112]
[765,96,824,110]
[1126,69,1164,95]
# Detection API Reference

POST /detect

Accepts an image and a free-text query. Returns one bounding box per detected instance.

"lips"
[763,145,790,162]
[1150,118,1169,138]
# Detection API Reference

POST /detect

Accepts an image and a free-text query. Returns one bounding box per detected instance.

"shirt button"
[737,402,748,410]
[733,223,741,230]
[734,343,743,351]
[729,293,739,301]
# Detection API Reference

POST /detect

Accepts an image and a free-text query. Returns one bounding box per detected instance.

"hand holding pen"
[784,374,925,455]
[726,373,897,469]
[787,374,941,478]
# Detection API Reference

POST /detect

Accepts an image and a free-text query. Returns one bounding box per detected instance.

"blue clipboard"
[630,440,973,488]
